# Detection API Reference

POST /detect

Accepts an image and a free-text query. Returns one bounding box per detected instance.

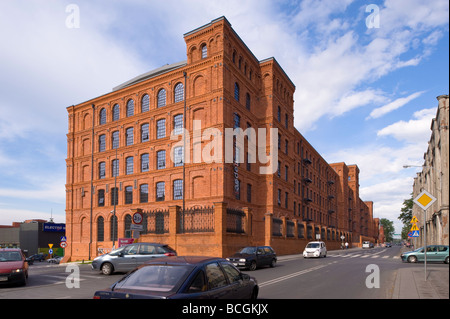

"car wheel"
[101,262,114,275]
[407,255,417,263]
[445,256,449,264]
[270,259,276,268]
[249,261,257,271]
[250,287,258,299]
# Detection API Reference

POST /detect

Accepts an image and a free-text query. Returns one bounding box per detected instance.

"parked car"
[0,248,29,286]
[26,253,47,264]
[385,243,392,248]
[93,256,259,299]
[92,243,177,275]
[362,241,373,249]
[227,246,277,271]
[401,245,449,264]
[303,241,327,258]
[47,256,63,264]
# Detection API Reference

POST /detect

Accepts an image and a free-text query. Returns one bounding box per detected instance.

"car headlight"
[239,259,246,262]
[12,269,23,273]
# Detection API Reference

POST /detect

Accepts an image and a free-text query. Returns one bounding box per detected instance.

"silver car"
[92,243,177,275]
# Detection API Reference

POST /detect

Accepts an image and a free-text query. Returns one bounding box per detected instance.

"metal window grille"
[178,206,214,233]
[157,119,166,139]
[174,83,184,103]
[141,123,149,142]
[140,184,148,203]
[125,186,133,204]
[141,94,149,112]
[226,208,245,234]
[157,89,166,108]
[141,153,149,172]
[156,182,165,201]
[272,218,282,236]
[126,156,133,175]
[113,104,120,121]
[99,108,106,125]
[157,150,165,169]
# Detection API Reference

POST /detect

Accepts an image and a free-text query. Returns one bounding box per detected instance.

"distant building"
[65,17,380,262]
[0,219,66,256]
[412,95,449,246]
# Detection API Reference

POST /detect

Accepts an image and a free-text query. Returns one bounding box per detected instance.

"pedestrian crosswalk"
[328,253,400,260]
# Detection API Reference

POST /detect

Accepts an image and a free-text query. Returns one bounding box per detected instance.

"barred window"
[113,104,120,121]
[126,127,134,146]
[99,108,106,125]
[112,131,119,149]
[126,99,134,117]
[98,190,105,207]
[140,184,148,203]
[141,153,149,172]
[173,114,183,135]
[201,44,207,59]
[156,182,165,201]
[99,162,106,179]
[141,94,149,113]
[99,134,106,152]
[173,179,183,200]
[141,123,149,142]
[157,119,166,139]
[234,82,240,101]
[174,83,184,103]
[112,159,119,177]
[157,89,166,108]
[157,150,166,169]
[97,216,104,241]
[125,186,133,204]
[173,146,183,167]
[126,156,134,175]
[111,187,118,206]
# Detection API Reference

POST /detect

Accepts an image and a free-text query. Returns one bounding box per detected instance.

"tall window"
[112,104,120,121]
[173,146,183,167]
[277,106,281,122]
[174,83,184,103]
[234,82,240,101]
[98,162,106,179]
[99,108,106,125]
[141,123,149,142]
[157,150,166,169]
[233,113,240,129]
[97,216,104,242]
[126,127,134,146]
[173,179,183,200]
[173,114,183,135]
[201,44,207,59]
[141,153,149,172]
[126,99,134,117]
[140,184,148,203]
[98,190,105,207]
[125,186,133,204]
[277,189,281,206]
[126,156,133,175]
[246,93,251,110]
[247,184,252,203]
[112,159,119,177]
[156,182,165,201]
[111,187,118,206]
[157,89,166,108]
[112,131,119,149]
[157,119,166,139]
[141,94,149,112]
[99,134,106,152]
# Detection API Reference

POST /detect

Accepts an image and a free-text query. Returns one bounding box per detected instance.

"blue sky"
[0,0,448,235]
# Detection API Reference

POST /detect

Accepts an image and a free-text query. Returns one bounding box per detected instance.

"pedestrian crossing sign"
[408,230,420,238]
[410,224,419,231]
[410,216,419,223]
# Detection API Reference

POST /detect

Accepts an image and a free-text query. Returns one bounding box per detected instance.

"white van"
[362,241,371,249]
[303,241,327,258]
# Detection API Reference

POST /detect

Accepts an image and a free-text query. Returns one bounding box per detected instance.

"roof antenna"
[49,208,54,223]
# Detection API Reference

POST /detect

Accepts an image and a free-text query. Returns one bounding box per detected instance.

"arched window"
[174,83,184,103]
[141,94,149,112]
[234,82,240,102]
[157,89,166,108]
[112,104,120,121]
[201,44,207,59]
[126,99,134,117]
[97,216,104,241]
[99,108,106,125]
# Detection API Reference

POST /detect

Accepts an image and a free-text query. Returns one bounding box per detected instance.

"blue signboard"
[43,223,66,232]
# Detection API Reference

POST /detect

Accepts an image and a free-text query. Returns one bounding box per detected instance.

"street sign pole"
[423,207,427,281]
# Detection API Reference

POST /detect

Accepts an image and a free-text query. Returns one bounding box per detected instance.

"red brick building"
[64,17,379,262]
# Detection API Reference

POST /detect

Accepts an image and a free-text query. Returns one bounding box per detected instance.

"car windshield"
[239,247,257,254]
[0,251,22,262]
[114,265,192,293]
[306,243,320,249]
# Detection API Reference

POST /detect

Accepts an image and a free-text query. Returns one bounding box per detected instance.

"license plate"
[0,276,8,282]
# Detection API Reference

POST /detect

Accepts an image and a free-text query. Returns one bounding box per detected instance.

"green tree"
[398,194,413,239]
[380,218,395,242]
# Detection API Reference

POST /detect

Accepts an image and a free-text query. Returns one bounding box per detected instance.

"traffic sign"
[132,212,143,225]
[410,216,419,223]
[60,236,67,242]
[410,230,420,237]
[410,224,419,231]
[48,244,53,249]
[48,248,53,254]
[60,241,68,248]
[413,190,437,210]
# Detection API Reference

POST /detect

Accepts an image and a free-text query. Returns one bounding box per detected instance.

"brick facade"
[64,17,379,262]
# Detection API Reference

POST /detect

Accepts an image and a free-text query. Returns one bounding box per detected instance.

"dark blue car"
[93,256,259,299]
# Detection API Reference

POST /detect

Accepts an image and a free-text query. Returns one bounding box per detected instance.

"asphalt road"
[0,246,447,299]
